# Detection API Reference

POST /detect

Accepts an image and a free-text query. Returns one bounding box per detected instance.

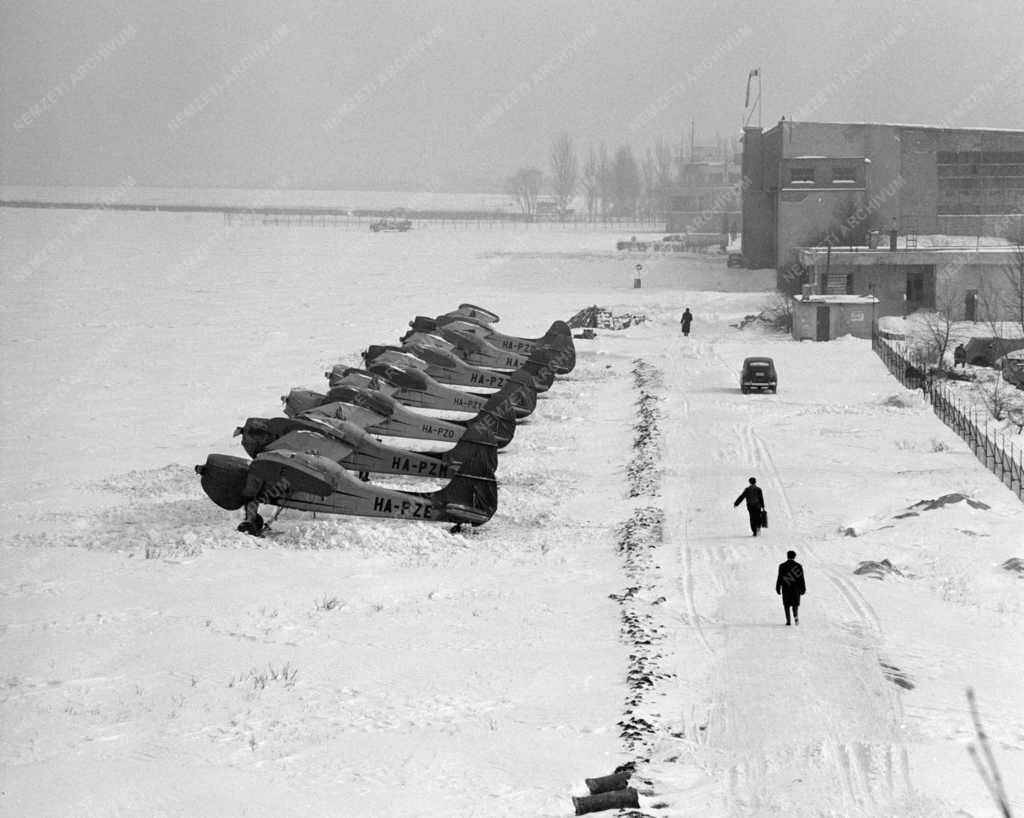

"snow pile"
[881,392,921,408]
[1000,557,1024,576]
[853,559,904,580]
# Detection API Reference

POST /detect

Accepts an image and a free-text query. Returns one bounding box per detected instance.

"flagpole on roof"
[759,69,763,130]
[743,68,762,129]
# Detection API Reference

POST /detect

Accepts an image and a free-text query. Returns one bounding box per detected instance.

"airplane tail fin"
[462,399,517,448]
[442,424,499,479]
[433,437,498,526]
[540,321,576,373]
[483,375,537,418]
[518,349,559,393]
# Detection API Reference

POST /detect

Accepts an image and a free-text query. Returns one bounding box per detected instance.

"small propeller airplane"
[402,315,576,374]
[364,342,561,394]
[324,362,538,420]
[280,381,518,449]
[235,411,498,481]
[196,425,498,533]
[194,305,570,535]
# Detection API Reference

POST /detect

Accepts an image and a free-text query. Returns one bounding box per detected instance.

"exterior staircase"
[903,217,919,250]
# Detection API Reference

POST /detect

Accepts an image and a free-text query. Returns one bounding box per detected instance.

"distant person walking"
[954,343,967,368]
[776,550,806,625]
[680,308,693,336]
[733,477,765,536]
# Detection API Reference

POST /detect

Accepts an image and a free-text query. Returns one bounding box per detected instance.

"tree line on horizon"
[505,130,740,220]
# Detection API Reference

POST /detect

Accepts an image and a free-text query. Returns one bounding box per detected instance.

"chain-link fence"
[872,331,1024,501]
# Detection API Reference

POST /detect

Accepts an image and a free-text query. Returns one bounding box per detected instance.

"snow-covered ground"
[1,209,1022,816]
[0,184,520,213]
[879,314,1024,441]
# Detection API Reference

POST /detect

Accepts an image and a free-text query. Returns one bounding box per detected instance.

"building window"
[831,167,857,183]
[789,167,815,184]
[937,149,1024,214]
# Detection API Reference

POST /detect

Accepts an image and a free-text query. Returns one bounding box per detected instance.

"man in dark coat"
[680,308,692,336]
[733,476,765,536]
[776,550,806,625]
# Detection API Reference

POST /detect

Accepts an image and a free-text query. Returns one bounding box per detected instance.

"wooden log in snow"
[572,787,639,815]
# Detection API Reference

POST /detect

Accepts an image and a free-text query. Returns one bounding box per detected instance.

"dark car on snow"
[740,356,777,394]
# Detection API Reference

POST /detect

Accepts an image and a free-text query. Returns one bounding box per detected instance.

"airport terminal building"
[740,120,1024,290]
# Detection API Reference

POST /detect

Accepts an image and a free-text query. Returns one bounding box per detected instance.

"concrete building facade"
[741,120,1024,284]
[791,294,878,341]
[797,245,1024,324]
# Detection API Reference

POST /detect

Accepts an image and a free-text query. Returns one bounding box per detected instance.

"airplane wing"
[301,400,386,431]
[265,428,356,463]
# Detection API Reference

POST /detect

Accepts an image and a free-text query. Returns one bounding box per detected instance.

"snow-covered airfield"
[1,206,1022,816]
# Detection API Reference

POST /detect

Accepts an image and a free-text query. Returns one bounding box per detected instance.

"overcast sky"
[2,0,1022,190]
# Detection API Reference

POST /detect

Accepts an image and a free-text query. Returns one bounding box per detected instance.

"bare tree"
[1002,236,1024,335]
[675,131,689,185]
[582,145,599,219]
[654,137,674,213]
[914,274,959,371]
[611,144,641,218]
[641,147,657,220]
[596,142,611,218]
[977,375,1011,421]
[549,131,577,216]
[505,167,543,219]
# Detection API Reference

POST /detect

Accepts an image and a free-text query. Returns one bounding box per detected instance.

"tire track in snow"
[728,421,910,809]
[678,335,914,812]
[679,532,715,656]
[731,421,796,526]
[798,537,914,803]
[749,426,795,522]
[827,572,883,635]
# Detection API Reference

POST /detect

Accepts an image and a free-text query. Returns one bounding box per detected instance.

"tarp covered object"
[963,336,1024,367]
[568,305,647,330]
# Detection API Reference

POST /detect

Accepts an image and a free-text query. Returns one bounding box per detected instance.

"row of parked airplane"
[195,304,577,534]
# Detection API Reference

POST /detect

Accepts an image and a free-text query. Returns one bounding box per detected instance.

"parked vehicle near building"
[740,356,777,393]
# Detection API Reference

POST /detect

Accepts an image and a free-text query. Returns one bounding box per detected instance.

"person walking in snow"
[733,476,765,536]
[680,308,693,336]
[954,343,967,368]
[776,550,806,625]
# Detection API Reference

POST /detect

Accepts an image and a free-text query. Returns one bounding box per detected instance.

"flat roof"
[798,245,1019,266]
[764,120,1024,137]
[792,294,879,304]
